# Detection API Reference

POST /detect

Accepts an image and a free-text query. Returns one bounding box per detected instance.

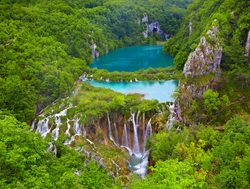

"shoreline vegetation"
[81,66,182,82]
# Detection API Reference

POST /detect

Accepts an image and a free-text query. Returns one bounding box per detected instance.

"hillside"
[1,0,250,188]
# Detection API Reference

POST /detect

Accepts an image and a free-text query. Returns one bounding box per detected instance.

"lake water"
[89,45,173,72]
[86,80,178,103]
[87,45,177,177]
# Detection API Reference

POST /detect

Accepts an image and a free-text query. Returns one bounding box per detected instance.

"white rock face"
[141,14,169,40]
[244,30,250,57]
[183,25,222,77]
[177,23,223,123]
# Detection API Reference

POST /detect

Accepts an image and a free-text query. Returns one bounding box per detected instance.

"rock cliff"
[176,23,223,124]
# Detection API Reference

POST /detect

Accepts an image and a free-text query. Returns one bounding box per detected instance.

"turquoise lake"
[87,45,177,102]
[86,80,178,102]
[89,45,173,72]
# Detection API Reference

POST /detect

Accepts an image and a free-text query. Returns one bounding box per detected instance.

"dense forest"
[1,0,250,188]
[0,0,191,122]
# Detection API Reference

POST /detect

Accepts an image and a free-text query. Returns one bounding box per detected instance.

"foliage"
[0,0,191,122]
[83,66,181,82]
[145,117,250,188]
[129,159,207,189]
[0,113,119,188]
[164,0,250,70]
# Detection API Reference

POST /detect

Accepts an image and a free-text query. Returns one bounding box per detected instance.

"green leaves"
[0,114,116,188]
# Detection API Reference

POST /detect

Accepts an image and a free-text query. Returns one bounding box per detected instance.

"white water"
[107,112,113,141]
[33,106,153,178]
[113,121,119,145]
[65,119,71,136]
[34,107,73,141]
[131,112,140,155]
[122,124,129,148]
[143,119,152,153]
[74,118,81,135]
[166,103,175,130]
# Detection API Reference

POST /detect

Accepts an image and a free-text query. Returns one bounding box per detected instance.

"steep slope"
[0,0,191,122]
[164,0,250,125]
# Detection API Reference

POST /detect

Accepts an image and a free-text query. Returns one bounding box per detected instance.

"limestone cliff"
[141,14,170,40]
[176,23,223,124]
[244,30,250,65]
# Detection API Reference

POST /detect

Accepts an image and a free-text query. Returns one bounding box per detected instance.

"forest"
[1,0,250,188]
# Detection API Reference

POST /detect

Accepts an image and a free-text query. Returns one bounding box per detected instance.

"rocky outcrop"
[183,25,222,77]
[244,30,250,64]
[141,14,170,40]
[176,23,223,124]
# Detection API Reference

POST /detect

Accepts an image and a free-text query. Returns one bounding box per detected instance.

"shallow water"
[86,80,178,102]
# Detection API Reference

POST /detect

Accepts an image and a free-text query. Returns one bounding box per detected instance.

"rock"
[183,25,222,78]
[244,30,250,65]
[141,14,170,40]
[177,23,223,124]
[148,21,161,33]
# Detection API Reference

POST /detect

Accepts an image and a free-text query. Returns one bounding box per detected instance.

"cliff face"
[245,30,250,65]
[244,30,250,57]
[141,14,170,40]
[176,24,223,124]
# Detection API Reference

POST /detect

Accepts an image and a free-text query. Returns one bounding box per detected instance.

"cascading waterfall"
[33,106,154,178]
[122,124,130,149]
[65,119,71,137]
[32,106,85,146]
[166,102,175,130]
[52,116,61,140]
[107,112,113,140]
[143,119,152,153]
[113,121,119,145]
[131,112,140,155]
[74,118,81,135]
[128,114,152,178]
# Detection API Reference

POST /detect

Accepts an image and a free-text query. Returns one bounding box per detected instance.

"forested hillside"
[1,0,250,188]
[0,0,191,122]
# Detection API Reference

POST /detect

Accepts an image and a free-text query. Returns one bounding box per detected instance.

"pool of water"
[86,80,178,102]
[89,45,173,72]
[86,45,177,176]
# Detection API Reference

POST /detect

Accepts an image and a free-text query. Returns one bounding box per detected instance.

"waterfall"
[107,112,113,140]
[122,124,129,147]
[41,118,50,138]
[121,124,133,155]
[65,119,71,137]
[48,142,57,156]
[31,120,36,131]
[74,118,81,135]
[136,111,140,125]
[52,116,61,140]
[166,102,175,130]
[113,121,119,144]
[144,119,152,139]
[131,112,140,155]
[144,119,152,153]
[36,118,50,138]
